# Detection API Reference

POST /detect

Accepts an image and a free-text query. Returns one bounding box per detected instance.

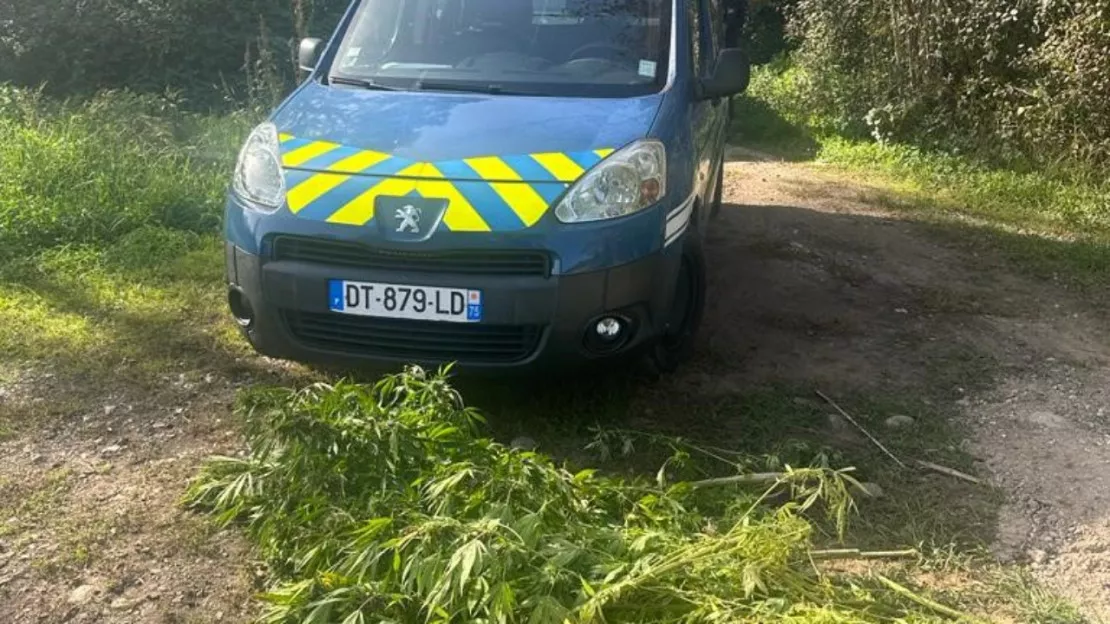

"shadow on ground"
[0,238,312,441]
[0,236,312,379]
[466,167,1108,555]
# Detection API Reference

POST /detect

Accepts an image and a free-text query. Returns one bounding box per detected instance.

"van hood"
[268,81,664,232]
[272,81,663,170]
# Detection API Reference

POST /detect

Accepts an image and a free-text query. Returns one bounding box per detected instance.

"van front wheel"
[647,229,707,375]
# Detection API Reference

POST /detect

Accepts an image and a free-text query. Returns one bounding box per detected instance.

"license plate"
[328,280,482,323]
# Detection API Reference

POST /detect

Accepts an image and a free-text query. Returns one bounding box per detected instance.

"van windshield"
[330,0,672,97]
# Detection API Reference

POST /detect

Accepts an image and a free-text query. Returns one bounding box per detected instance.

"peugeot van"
[224,0,749,373]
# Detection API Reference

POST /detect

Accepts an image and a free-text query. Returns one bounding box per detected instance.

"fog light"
[595,317,623,340]
[583,314,635,354]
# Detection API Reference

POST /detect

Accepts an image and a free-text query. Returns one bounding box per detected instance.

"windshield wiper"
[329,75,404,91]
[331,75,532,96]
[413,81,533,96]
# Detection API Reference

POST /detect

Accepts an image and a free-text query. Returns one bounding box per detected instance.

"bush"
[778,0,1110,170]
[1028,1,1110,167]
[183,367,976,623]
[0,87,249,263]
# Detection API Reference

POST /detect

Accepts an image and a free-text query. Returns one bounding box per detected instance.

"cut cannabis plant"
[186,367,953,623]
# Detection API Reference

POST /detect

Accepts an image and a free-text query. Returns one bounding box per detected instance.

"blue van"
[225,0,749,373]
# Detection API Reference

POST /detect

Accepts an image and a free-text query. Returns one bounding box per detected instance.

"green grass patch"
[0,230,249,381]
[813,138,1110,289]
[0,87,255,385]
[0,86,248,262]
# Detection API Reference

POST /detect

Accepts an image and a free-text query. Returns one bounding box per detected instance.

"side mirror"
[298,38,323,74]
[699,48,751,99]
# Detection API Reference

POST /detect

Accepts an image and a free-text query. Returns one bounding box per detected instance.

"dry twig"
[811,548,918,560]
[816,390,907,468]
[914,459,982,485]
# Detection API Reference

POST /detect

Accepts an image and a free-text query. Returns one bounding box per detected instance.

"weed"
[186,367,981,623]
[991,568,1086,624]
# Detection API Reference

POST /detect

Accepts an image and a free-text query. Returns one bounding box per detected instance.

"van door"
[688,0,728,234]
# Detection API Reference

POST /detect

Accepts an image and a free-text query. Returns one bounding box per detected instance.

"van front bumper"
[225,239,680,372]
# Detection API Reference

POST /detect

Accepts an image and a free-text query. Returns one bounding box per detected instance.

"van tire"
[646,224,707,375]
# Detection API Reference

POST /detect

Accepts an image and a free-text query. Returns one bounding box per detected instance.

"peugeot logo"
[395,205,421,233]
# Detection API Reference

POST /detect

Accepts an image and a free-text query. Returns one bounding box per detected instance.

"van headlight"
[554,140,666,223]
[232,122,285,210]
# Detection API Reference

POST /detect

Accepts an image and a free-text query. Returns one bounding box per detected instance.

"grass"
[0,87,261,401]
[0,227,257,437]
[0,86,243,259]
[815,139,1110,288]
[0,234,239,371]
[0,466,76,573]
[732,65,1110,293]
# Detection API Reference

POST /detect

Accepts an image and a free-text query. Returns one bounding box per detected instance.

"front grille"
[272,236,550,277]
[283,310,543,364]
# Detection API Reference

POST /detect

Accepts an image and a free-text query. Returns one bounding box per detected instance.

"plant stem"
[876,573,984,622]
[689,473,785,489]
[810,548,918,560]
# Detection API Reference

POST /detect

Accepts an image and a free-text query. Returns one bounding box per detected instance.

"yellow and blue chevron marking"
[277,133,616,232]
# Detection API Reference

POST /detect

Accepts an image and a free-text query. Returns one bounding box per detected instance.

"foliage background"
[1,1,1107,172]
[0,0,1104,166]
[4,0,1107,170]
[0,0,349,107]
[762,0,1110,171]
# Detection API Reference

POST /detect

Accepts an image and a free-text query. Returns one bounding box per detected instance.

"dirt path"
[1,159,1108,622]
[0,372,259,623]
[708,160,1110,621]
